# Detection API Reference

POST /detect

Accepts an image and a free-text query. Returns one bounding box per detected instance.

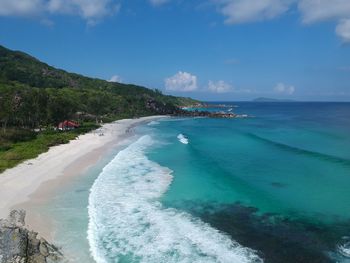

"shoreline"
[0,115,167,240]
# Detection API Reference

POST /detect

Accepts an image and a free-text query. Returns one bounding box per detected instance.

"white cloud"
[208,80,233,93]
[109,75,123,83]
[298,0,350,24]
[0,0,120,24]
[274,82,295,95]
[214,0,350,43]
[165,71,198,92]
[298,0,350,43]
[336,19,350,43]
[218,0,292,24]
[149,0,169,6]
[297,1,350,43]
[217,0,350,25]
[0,0,44,16]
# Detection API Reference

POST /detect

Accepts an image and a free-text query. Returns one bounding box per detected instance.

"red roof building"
[58,120,80,130]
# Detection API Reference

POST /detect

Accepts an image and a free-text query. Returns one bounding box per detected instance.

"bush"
[0,129,37,143]
[0,130,78,173]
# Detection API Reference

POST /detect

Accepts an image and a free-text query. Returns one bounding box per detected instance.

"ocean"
[42,102,350,263]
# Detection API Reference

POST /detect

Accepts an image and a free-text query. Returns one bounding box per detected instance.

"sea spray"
[147,121,160,126]
[177,134,189,144]
[88,135,261,263]
[337,237,350,258]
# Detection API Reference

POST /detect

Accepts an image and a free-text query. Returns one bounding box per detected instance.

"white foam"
[177,134,189,144]
[147,121,160,126]
[338,238,350,258]
[88,135,262,263]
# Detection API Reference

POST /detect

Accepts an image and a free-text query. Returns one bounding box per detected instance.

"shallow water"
[43,102,350,263]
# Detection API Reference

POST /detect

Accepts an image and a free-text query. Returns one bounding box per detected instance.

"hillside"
[0,45,199,172]
[0,44,198,127]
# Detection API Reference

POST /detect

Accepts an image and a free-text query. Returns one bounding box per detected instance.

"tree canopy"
[0,45,199,130]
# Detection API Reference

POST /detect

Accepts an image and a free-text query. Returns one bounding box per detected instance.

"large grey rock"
[0,210,64,263]
[7,210,26,227]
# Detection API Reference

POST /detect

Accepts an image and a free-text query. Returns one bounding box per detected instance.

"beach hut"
[58,120,80,131]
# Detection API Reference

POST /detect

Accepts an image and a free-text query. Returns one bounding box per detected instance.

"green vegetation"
[0,44,200,172]
[0,45,198,128]
[0,123,99,173]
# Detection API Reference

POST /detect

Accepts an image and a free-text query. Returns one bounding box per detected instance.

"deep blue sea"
[45,102,350,263]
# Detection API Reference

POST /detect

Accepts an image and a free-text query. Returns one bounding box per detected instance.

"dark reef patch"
[165,201,350,263]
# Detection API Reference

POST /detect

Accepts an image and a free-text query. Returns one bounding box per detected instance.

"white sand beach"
[0,116,166,239]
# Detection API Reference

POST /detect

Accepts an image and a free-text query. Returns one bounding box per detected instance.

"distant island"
[253,97,297,102]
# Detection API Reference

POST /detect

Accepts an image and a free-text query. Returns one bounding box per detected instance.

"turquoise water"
[38,137,137,262]
[44,103,350,263]
[153,114,350,221]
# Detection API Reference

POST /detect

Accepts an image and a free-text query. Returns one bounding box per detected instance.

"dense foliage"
[0,44,198,130]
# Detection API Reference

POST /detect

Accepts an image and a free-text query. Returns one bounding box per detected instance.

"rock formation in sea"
[0,210,64,263]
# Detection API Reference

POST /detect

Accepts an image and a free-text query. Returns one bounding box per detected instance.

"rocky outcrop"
[176,110,248,118]
[0,210,64,263]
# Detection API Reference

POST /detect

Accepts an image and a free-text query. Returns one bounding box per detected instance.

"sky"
[0,0,350,101]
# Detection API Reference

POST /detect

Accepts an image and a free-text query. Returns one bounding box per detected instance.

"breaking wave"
[87,135,262,263]
[177,134,189,144]
[337,237,350,258]
[147,121,160,126]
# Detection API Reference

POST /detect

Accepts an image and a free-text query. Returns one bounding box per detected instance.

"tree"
[87,91,114,123]
[0,87,13,132]
[47,88,78,126]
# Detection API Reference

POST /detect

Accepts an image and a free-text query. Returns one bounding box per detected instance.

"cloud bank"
[0,0,171,23]
[298,0,350,23]
[336,19,350,43]
[218,0,292,24]
[217,0,350,42]
[0,0,121,24]
[0,0,43,16]
[208,80,233,93]
[1,0,350,41]
[165,71,198,92]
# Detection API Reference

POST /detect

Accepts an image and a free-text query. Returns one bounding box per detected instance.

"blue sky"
[0,0,350,101]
